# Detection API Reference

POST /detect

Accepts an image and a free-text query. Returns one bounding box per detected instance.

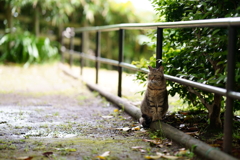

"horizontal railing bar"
[64,50,240,100]
[97,57,119,66]
[119,62,140,71]
[228,91,240,100]
[75,17,240,32]
[164,75,226,96]
[72,50,119,66]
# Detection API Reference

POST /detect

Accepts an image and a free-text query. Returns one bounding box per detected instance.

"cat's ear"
[158,66,164,72]
[148,66,153,71]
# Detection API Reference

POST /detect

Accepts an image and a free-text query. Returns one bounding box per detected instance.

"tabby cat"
[140,66,168,128]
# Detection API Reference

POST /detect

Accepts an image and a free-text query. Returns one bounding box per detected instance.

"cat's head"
[147,66,164,81]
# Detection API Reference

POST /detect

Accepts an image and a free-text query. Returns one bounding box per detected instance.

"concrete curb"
[60,65,237,160]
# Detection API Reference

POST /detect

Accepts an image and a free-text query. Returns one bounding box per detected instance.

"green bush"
[132,0,240,129]
[0,30,59,67]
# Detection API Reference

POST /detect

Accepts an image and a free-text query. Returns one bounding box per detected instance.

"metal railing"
[61,17,240,155]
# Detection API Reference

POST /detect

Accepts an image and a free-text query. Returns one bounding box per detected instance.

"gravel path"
[0,63,185,160]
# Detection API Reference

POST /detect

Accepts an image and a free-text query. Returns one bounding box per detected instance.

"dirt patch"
[0,64,191,160]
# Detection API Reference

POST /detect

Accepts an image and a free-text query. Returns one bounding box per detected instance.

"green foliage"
[0,30,59,67]
[1,0,150,67]
[4,0,82,26]
[133,0,240,112]
[132,56,156,86]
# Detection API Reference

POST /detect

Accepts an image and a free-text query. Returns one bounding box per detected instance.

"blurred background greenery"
[0,0,155,66]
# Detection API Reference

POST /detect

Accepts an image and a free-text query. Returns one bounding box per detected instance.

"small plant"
[149,129,165,139]
[24,146,29,152]
[33,141,43,146]
[40,124,49,128]
[176,148,195,159]
[53,112,59,116]
[14,126,24,129]
[8,144,17,150]
[0,29,59,67]
[27,126,32,130]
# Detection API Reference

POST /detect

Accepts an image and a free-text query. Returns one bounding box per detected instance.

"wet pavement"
[0,64,186,160]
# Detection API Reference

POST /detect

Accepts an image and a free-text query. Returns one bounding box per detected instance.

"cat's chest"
[147,89,165,106]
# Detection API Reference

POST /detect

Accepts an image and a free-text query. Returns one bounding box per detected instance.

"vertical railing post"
[118,29,124,97]
[69,27,75,68]
[223,26,237,153]
[95,31,101,84]
[156,28,163,68]
[80,32,84,75]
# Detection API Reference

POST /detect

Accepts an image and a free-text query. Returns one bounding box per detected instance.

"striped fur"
[140,66,168,128]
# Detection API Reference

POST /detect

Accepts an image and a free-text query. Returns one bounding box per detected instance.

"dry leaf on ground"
[15,157,33,160]
[142,139,163,145]
[102,116,114,119]
[144,152,179,160]
[116,127,131,132]
[131,146,146,153]
[95,151,110,159]
[131,126,141,131]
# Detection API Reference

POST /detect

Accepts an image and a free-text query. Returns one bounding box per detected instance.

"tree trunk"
[5,3,12,56]
[33,5,40,36]
[57,23,64,44]
[187,86,222,129]
[6,3,12,32]
[208,94,222,129]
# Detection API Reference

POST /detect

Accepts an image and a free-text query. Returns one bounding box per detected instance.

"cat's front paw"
[140,115,152,129]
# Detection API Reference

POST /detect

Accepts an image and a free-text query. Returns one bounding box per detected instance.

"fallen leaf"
[102,116,113,119]
[156,152,164,156]
[166,141,172,146]
[131,146,146,153]
[116,127,131,132]
[162,155,179,159]
[185,131,198,135]
[139,149,146,153]
[55,148,77,152]
[157,152,179,159]
[113,109,119,112]
[131,146,144,150]
[140,128,147,132]
[43,152,53,157]
[142,139,163,145]
[209,144,221,147]
[131,124,137,127]
[157,144,164,148]
[144,155,161,159]
[176,149,188,155]
[132,126,140,131]
[15,157,33,160]
[162,149,168,153]
[96,151,110,159]
[145,152,179,160]
[179,124,185,128]
[100,151,110,157]
[187,127,198,132]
